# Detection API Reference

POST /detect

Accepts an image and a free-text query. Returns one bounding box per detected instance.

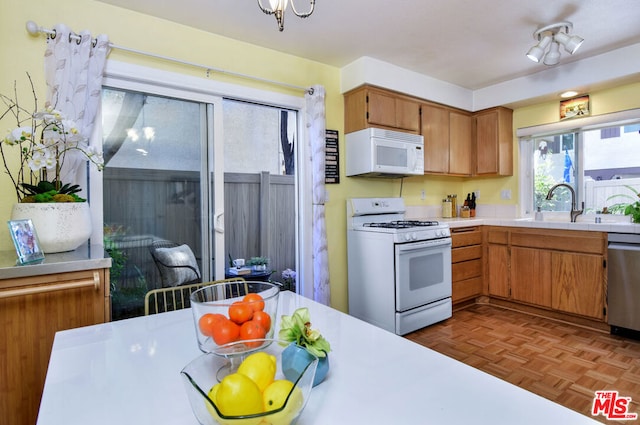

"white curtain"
[305,85,330,305]
[43,24,110,184]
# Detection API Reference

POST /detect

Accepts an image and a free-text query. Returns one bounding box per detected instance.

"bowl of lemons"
[190,281,280,355]
[181,339,318,425]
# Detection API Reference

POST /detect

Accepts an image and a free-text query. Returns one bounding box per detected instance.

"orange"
[211,317,240,345]
[242,293,265,312]
[229,301,253,324]
[239,320,266,347]
[198,313,226,337]
[252,310,272,333]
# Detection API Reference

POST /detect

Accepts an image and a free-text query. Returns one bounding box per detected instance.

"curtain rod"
[25,20,314,95]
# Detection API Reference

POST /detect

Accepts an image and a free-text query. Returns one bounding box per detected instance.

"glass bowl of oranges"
[190,281,280,357]
[181,338,318,425]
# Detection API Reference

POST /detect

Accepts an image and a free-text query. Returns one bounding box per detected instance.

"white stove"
[347,198,452,335]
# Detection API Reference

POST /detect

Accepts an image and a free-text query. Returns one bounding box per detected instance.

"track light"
[526,34,552,63]
[527,21,584,66]
[554,31,584,54]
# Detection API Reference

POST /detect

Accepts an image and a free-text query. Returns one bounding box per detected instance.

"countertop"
[0,244,112,279]
[36,291,600,424]
[440,216,640,234]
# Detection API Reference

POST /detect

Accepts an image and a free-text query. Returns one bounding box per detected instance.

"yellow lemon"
[262,380,304,425]
[216,373,264,420]
[237,352,277,392]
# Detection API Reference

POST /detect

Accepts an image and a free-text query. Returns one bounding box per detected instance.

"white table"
[37,291,600,424]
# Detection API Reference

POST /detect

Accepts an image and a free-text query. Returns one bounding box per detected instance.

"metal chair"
[144,277,247,315]
[149,240,201,287]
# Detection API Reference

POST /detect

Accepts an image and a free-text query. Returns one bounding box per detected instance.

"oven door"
[395,237,452,312]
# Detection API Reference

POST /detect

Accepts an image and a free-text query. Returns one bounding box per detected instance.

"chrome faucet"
[545,183,584,222]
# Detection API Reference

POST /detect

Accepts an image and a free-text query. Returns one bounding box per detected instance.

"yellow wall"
[2,0,639,313]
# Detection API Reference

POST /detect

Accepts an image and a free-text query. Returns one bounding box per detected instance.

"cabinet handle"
[451,227,477,233]
[0,272,100,299]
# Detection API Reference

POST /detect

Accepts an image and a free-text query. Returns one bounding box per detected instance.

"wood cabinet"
[511,246,551,307]
[485,228,510,298]
[0,267,110,425]
[483,226,607,321]
[421,104,472,176]
[344,85,421,134]
[473,107,513,176]
[451,226,483,303]
[551,251,604,319]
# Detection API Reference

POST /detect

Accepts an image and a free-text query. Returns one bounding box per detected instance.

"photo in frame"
[560,95,590,120]
[7,219,45,265]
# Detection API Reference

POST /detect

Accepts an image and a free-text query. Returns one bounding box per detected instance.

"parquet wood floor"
[405,303,640,424]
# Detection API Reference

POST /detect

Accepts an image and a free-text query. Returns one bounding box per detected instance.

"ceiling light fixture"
[526,21,584,66]
[257,0,315,32]
[560,91,579,98]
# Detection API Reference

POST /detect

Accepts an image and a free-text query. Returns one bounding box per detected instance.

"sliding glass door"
[101,88,220,319]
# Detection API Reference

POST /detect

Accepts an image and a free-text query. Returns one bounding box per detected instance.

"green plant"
[606,185,640,217]
[247,256,269,266]
[278,307,331,358]
[1,73,104,203]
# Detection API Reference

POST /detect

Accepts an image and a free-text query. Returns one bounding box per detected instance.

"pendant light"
[257,0,316,32]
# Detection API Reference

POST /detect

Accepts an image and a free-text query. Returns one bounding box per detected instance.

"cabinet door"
[449,111,472,175]
[367,90,397,128]
[0,270,108,425]
[510,247,552,307]
[395,97,420,132]
[552,252,604,319]
[421,104,449,173]
[487,244,510,298]
[475,111,499,174]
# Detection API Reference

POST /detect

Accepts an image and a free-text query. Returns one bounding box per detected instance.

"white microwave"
[345,128,424,178]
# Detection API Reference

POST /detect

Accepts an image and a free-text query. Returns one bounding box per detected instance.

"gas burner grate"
[363,220,440,229]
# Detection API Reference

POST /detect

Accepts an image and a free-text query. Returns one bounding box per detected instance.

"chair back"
[149,240,201,287]
[144,277,246,315]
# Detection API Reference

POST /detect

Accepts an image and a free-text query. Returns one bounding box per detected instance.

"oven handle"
[396,238,451,252]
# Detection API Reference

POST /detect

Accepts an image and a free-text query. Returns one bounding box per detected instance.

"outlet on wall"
[473,190,480,199]
[500,189,512,200]
[420,189,426,201]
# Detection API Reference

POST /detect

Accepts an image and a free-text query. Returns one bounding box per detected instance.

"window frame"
[518,108,640,218]
[91,60,313,297]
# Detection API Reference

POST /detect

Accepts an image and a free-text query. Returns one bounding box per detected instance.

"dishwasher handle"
[608,243,640,252]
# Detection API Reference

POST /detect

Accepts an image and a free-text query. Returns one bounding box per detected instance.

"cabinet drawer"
[452,245,482,263]
[452,277,483,303]
[451,228,482,247]
[486,228,509,244]
[511,231,605,255]
[452,259,482,282]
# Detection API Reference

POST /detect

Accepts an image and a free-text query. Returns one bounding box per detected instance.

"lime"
[263,380,304,425]
[237,352,277,392]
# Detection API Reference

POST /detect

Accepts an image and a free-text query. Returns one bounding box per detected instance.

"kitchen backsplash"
[406,204,519,220]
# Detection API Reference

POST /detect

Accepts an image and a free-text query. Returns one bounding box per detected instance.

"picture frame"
[7,219,45,265]
[560,95,590,120]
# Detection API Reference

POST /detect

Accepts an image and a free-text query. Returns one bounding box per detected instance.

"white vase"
[11,203,92,253]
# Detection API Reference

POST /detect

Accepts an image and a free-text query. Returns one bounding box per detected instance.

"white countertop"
[441,216,640,234]
[37,291,600,425]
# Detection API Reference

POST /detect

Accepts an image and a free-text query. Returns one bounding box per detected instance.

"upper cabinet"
[344,86,420,134]
[473,106,513,176]
[421,104,472,176]
[343,85,513,177]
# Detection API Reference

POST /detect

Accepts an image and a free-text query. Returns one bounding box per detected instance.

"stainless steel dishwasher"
[608,232,640,337]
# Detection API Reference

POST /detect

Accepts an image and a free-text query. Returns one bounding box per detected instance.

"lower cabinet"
[511,247,551,308]
[483,226,607,321]
[0,268,110,425]
[551,251,605,319]
[451,227,483,303]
